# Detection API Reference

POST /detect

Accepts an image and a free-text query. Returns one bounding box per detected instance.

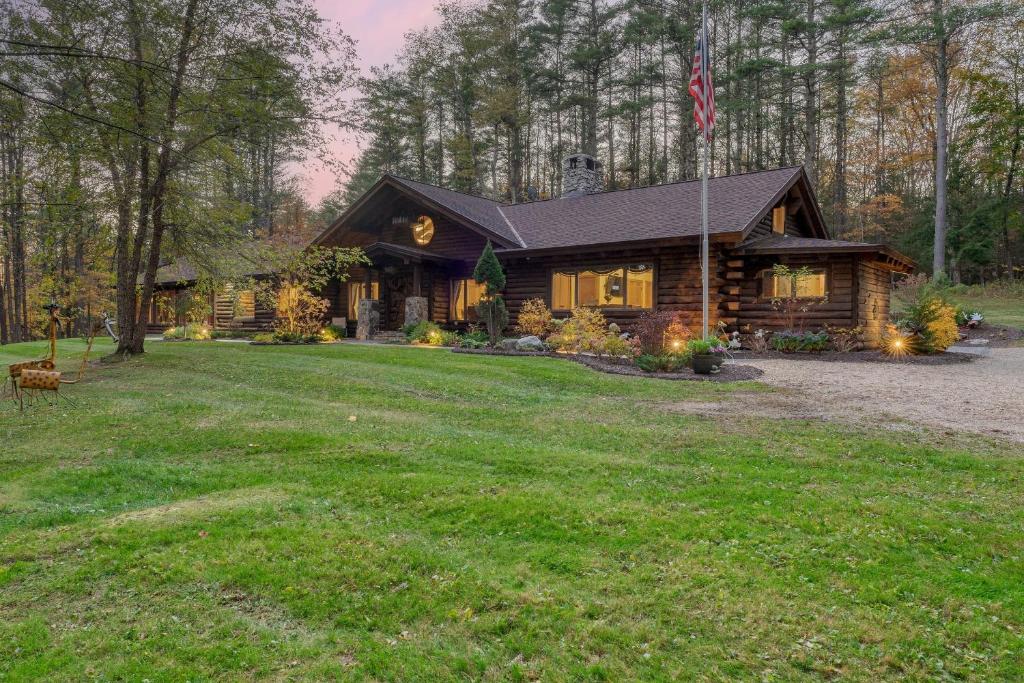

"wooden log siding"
[732,253,860,334]
[213,288,274,332]
[500,246,728,334]
[856,260,892,346]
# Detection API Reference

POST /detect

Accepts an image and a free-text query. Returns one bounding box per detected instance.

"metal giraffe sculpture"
[6,298,102,408]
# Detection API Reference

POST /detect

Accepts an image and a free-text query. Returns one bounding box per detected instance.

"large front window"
[348,281,379,320]
[451,278,486,321]
[551,265,653,310]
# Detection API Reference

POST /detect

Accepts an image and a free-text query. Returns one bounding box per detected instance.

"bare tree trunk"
[932,4,949,278]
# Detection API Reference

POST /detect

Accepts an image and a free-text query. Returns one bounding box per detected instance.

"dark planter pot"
[691,354,721,375]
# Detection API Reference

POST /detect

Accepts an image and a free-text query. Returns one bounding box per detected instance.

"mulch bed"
[729,349,976,365]
[957,323,1023,348]
[451,347,763,382]
[571,355,764,382]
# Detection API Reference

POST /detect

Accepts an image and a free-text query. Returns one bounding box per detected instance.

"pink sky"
[301,0,444,204]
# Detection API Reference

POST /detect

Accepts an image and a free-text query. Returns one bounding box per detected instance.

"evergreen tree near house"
[472,241,509,345]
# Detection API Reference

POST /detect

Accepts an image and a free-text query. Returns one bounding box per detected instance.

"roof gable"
[313,175,521,249]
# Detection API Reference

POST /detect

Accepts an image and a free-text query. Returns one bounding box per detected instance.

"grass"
[1,340,1022,680]
[948,292,1024,330]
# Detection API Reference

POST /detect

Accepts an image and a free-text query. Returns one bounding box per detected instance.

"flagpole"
[700,0,709,341]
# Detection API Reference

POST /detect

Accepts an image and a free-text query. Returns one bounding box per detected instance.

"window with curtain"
[762,268,827,299]
[348,281,379,320]
[450,278,486,321]
[551,265,654,310]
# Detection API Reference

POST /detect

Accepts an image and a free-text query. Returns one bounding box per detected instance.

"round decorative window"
[411,215,435,246]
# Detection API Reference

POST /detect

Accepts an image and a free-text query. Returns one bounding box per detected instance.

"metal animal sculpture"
[16,368,73,409]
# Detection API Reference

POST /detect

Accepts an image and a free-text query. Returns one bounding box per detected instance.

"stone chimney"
[562,153,604,197]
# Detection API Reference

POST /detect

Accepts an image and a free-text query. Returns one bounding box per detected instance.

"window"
[626,265,654,308]
[451,278,486,321]
[234,289,256,321]
[762,268,827,299]
[552,272,575,310]
[772,205,786,234]
[551,264,654,310]
[348,281,379,320]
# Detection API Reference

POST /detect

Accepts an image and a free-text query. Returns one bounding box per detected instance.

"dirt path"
[686,348,1024,443]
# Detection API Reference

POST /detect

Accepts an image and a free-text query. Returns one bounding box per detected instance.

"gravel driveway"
[735,348,1024,443]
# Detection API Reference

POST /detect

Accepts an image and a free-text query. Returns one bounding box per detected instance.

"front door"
[382,270,414,330]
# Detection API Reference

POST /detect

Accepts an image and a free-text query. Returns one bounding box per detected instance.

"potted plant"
[687,337,727,374]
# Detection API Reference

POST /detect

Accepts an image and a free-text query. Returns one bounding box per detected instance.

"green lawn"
[1,340,1022,680]
[949,293,1024,330]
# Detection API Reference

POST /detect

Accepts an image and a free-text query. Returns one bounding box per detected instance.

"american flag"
[688,13,715,141]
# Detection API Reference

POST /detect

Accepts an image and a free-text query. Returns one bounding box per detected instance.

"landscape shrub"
[894,285,959,353]
[210,329,257,340]
[599,334,631,357]
[272,330,313,343]
[252,332,275,343]
[318,325,346,342]
[953,305,983,327]
[825,325,862,352]
[162,323,211,341]
[547,307,607,353]
[636,353,687,373]
[633,310,688,355]
[404,320,444,345]
[461,327,489,345]
[458,337,487,349]
[272,282,329,338]
[769,330,829,353]
[515,298,553,337]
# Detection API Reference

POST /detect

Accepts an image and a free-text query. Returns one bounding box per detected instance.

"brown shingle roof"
[498,166,804,250]
[736,234,916,270]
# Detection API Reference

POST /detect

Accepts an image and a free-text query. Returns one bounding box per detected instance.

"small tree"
[251,244,368,339]
[473,242,508,345]
[769,264,828,332]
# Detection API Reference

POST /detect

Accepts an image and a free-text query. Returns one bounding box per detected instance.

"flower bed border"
[730,349,976,365]
[451,347,763,382]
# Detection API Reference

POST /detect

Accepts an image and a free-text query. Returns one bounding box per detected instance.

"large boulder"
[515,335,545,352]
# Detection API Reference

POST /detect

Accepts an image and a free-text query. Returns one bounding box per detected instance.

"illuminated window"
[451,278,486,321]
[552,272,575,310]
[234,289,256,321]
[626,265,654,308]
[348,281,379,320]
[762,268,827,299]
[772,205,786,234]
[551,265,654,310]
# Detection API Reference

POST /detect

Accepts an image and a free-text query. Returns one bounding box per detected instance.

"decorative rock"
[355,299,380,340]
[498,338,519,351]
[516,335,545,351]
[404,296,428,329]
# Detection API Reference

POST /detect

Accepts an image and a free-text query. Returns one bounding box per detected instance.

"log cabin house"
[312,155,913,346]
[150,155,913,345]
[147,257,274,334]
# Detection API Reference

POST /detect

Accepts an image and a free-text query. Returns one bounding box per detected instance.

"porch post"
[413,263,422,297]
[405,262,428,329]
